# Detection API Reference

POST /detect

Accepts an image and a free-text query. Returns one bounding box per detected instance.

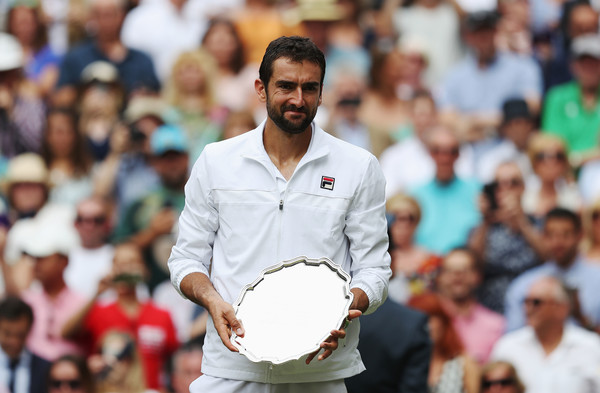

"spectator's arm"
[62,274,111,339]
[463,355,481,393]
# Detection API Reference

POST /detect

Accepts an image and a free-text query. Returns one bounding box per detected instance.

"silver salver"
[230,256,354,364]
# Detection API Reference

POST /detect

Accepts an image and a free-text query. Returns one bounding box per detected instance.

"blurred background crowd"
[0,0,600,392]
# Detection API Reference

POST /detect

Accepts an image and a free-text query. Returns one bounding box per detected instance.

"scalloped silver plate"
[230,256,353,364]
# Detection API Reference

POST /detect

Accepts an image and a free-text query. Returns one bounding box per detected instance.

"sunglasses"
[394,214,417,223]
[496,177,523,189]
[75,215,106,225]
[482,378,516,389]
[430,147,459,157]
[523,297,550,307]
[534,151,566,162]
[50,379,82,390]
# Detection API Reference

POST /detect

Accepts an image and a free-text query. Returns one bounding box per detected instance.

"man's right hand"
[208,298,245,352]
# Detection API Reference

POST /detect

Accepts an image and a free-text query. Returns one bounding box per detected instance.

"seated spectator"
[386,193,441,303]
[52,0,160,107]
[62,243,178,390]
[581,200,600,265]
[6,3,61,99]
[113,124,189,291]
[437,247,505,364]
[169,339,204,393]
[522,133,582,219]
[479,361,525,393]
[469,161,544,313]
[438,11,542,142]
[0,33,45,159]
[495,0,532,56]
[0,296,51,393]
[504,208,600,331]
[65,197,115,299]
[20,214,86,361]
[345,298,431,393]
[474,98,537,184]
[41,107,94,205]
[162,50,224,160]
[379,91,474,197]
[492,276,600,393]
[408,293,480,393]
[411,126,481,254]
[542,33,600,166]
[47,355,94,393]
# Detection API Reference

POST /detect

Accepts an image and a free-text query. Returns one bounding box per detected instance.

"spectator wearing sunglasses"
[47,355,94,393]
[504,208,600,332]
[492,276,600,393]
[522,133,582,220]
[479,361,524,393]
[469,161,544,313]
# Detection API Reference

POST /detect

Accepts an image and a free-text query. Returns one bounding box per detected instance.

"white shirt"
[379,136,475,199]
[0,350,30,393]
[474,139,533,185]
[65,244,114,299]
[491,325,600,393]
[168,120,391,383]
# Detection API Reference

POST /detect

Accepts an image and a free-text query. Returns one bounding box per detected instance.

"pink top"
[22,286,88,360]
[453,303,506,364]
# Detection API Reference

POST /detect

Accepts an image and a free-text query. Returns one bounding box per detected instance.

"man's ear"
[255,79,267,103]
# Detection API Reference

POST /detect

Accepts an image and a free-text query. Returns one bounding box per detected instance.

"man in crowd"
[0,297,50,393]
[168,36,391,391]
[504,207,600,331]
[492,276,600,393]
[436,247,505,364]
[170,340,204,393]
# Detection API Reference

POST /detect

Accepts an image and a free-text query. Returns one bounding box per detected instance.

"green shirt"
[542,81,600,154]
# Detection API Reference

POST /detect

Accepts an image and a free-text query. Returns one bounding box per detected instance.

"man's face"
[494,163,525,203]
[152,151,189,189]
[90,0,124,40]
[502,118,534,150]
[0,316,31,359]
[257,58,322,135]
[172,350,203,393]
[10,182,46,214]
[569,6,599,38]
[437,251,480,302]
[572,56,600,91]
[75,200,109,248]
[465,28,497,60]
[524,280,568,330]
[428,130,459,182]
[544,218,581,267]
[34,254,67,285]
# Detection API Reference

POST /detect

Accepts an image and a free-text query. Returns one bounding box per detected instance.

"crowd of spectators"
[1,0,600,392]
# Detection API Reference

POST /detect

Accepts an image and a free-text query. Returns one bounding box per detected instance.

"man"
[170,340,204,393]
[504,208,600,331]
[492,276,600,393]
[20,214,87,361]
[62,243,178,390]
[64,197,115,299]
[436,247,505,364]
[168,36,391,391]
[53,0,160,106]
[469,161,544,313]
[410,126,481,254]
[542,33,600,165]
[0,297,50,393]
[438,10,542,141]
[344,298,431,393]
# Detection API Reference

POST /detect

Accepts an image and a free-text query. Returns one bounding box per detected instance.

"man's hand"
[305,309,362,364]
[207,297,245,353]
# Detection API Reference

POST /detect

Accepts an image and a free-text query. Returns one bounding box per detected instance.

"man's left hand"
[305,308,362,364]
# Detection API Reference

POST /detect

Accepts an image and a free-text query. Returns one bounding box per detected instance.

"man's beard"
[266,100,316,135]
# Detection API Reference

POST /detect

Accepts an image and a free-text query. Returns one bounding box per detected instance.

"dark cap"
[464,10,499,31]
[502,99,531,123]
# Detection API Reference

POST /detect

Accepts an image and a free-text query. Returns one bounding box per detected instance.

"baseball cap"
[150,124,188,156]
[502,99,531,124]
[80,61,120,84]
[21,205,79,258]
[124,96,166,125]
[464,10,499,31]
[571,34,600,59]
[0,33,24,71]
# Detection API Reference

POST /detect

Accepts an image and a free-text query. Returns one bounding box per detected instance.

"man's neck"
[555,253,578,270]
[43,280,67,299]
[535,324,564,356]
[96,38,127,63]
[447,297,477,316]
[118,292,141,317]
[263,122,312,181]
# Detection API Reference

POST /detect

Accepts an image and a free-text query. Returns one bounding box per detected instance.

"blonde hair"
[527,133,567,167]
[162,49,218,110]
[480,361,525,393]
[386,193,421,224]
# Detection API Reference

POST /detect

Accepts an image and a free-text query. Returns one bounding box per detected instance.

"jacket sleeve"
[345,154,392,315]
[168,151,219,298]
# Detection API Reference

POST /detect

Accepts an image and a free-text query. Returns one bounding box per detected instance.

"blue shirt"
[504,257,600,331]
[438,52,542,115]
[411,177,481,254]
[56,40,160,94]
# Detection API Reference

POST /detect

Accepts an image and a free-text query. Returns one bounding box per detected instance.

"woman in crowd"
[581,198,600,264]
[162,50,223,160]
[386,193,441,303]
[201,17,259,114]
[48,355,95,393]
[522,133,582,219]
[7,3,61,98]
[479,361,525,393]
[408,293,480,393]
[41,107,94,204]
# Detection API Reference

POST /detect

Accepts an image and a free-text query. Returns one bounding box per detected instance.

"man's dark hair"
[0,296,34,326]
[258,36,326,91]
[545,207,582,232]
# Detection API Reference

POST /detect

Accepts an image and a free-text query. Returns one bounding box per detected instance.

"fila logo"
[321,176,335,191]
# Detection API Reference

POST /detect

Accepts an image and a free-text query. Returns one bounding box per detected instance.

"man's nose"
[289,87,304,106]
